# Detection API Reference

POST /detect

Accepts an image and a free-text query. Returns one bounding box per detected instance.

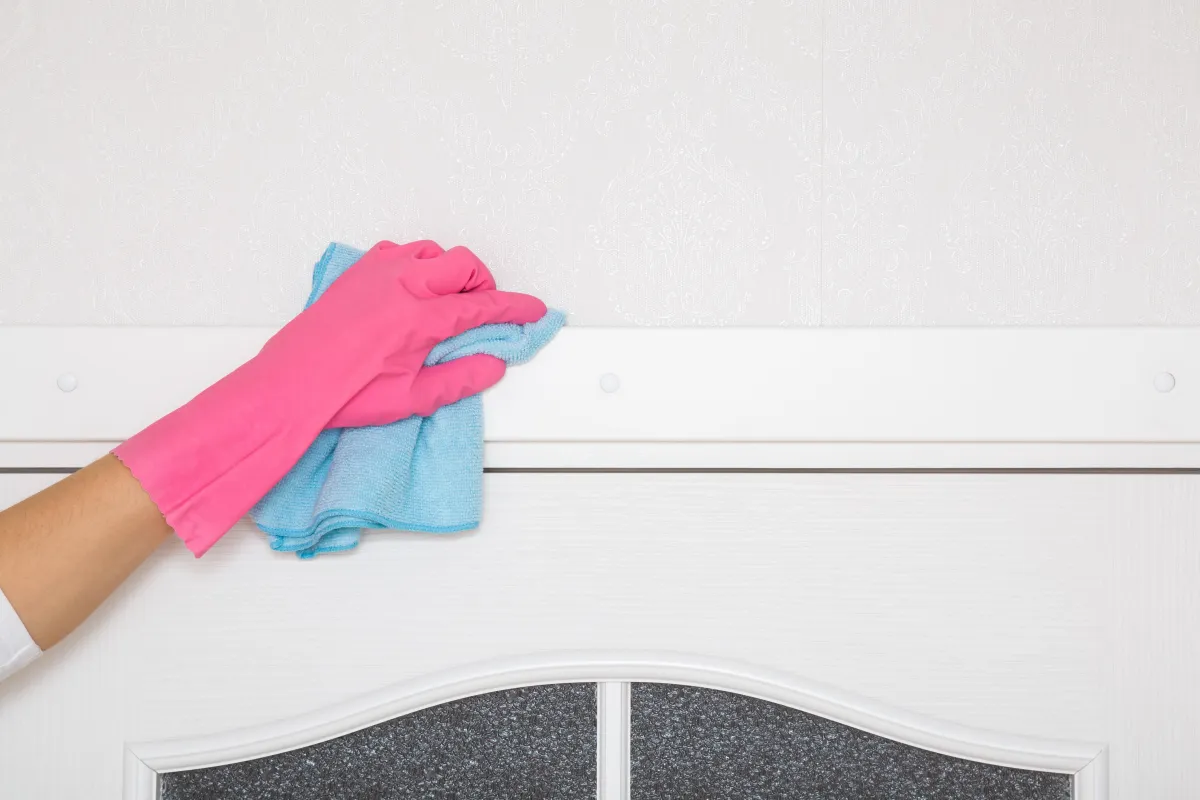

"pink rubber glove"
[115,240,546,557]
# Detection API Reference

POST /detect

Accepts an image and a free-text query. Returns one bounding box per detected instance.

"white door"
[2,469,1196,799]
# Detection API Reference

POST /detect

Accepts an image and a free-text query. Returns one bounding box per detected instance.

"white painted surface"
[1,0,1196,326]
[13,439,1200,473]
[597,681,630,800]
[4,327,1200,469]
[1,472,1197,799]
[123,655,1101,798]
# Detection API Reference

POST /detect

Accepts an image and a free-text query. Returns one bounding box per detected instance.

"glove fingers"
[326,355,505,428]
[407,356,507,417]
[430,290,547,340]
[401,245,497,297]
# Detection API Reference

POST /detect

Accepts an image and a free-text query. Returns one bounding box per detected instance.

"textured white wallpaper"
[0,0,1196,325]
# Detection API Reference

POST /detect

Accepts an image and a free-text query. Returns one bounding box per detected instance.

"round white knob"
[56,373,78,393]
[599,373,621,393]
[1154,372,1176,393]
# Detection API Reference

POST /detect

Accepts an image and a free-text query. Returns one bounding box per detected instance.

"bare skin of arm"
[0,455,171,650]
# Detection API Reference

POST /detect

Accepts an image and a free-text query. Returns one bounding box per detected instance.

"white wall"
[1,0,1197,326]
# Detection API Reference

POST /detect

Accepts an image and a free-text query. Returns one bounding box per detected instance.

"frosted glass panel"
[159,684,596,800]
[630,683,1071,800]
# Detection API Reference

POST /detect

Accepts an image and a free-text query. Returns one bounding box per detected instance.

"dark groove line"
[3,467,1199,476]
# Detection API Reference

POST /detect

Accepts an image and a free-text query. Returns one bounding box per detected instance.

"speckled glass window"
[159,683,596,800]
[629,683,1071,800]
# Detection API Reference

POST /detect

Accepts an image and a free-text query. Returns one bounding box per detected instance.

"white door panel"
[0,472,1196,798]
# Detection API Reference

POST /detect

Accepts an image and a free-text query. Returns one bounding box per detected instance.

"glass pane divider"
[597,681,631,800]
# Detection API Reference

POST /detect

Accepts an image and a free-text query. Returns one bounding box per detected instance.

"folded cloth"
[251,243,565,558]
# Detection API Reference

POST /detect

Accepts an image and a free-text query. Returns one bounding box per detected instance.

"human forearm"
[0,455,170,649]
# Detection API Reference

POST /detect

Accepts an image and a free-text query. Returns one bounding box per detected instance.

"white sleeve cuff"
[0,584,40,683]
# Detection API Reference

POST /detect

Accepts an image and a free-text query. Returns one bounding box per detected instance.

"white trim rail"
[2,326,1198,469]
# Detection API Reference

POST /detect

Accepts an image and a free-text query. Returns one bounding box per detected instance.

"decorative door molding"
[123,651,1107,800]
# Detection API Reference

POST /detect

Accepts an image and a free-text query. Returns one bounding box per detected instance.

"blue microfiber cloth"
[251,242,565,558]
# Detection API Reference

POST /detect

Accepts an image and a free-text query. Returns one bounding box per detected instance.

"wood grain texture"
[0,472,1196,799]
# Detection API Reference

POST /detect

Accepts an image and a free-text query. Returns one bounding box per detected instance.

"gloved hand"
[114,240,546,557]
